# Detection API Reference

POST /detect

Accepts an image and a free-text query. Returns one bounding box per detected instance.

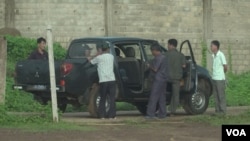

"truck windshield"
[68,42,102,58]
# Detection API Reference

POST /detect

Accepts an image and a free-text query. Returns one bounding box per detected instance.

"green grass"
[186,109,250,126]
[208,72,250,107]
[0,121,96,132]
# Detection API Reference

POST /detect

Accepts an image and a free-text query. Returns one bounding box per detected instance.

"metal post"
[46,25,59,122]
[0,37,7,104]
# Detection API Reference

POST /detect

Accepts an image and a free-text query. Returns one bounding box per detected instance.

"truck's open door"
[180,40,198,93]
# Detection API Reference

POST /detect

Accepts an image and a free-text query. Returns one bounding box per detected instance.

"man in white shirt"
[211,40,227,114]
[88,43,116,119]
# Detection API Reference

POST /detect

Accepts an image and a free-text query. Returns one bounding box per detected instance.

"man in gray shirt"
[145,44,169,119]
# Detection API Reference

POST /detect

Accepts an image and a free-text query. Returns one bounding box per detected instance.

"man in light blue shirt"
[211,40,227,114]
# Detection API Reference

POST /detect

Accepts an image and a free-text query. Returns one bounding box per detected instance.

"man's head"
[168,39,178,50]
[101,42,110,52]
[150,44,162,56]
[211,40,220,53]
[37,37,46,51]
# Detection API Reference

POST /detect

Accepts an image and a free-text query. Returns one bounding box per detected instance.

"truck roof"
[70,36,157,43]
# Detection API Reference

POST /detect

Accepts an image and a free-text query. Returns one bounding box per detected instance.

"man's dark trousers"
[98,81,116,118]
[169,79,180,114]
[146,80,167,117]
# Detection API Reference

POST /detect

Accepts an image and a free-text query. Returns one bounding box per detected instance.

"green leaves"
[5,35,67,62]
[201,41,208,68]
[226,72,250,106]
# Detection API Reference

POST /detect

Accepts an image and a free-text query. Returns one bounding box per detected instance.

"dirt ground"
[0,106,249,141]
[0,122,220,141]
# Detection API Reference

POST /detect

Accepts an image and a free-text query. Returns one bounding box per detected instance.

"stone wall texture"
[0,0,249,73]
[0,0,5,29]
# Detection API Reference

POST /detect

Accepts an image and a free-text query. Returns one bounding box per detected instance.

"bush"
[209,72,250,107]
[225,72,250,106]
[5,35,66,112]
[5,35,66,62]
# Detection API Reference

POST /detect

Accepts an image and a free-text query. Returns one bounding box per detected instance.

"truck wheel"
[33,95,48,105]
[182,78,209,115]
[88,84,111,118]
[58,104,67,113]
[135,102,148,115]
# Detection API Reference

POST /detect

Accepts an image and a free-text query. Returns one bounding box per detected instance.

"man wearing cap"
[88,43,116,119]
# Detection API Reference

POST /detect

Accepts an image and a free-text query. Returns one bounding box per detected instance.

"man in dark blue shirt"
[28,37,48,60]
[145,44,169,119]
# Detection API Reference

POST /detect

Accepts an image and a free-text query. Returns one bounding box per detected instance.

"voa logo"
[226,129,246,136]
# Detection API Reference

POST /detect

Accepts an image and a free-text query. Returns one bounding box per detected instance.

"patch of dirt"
[0,120,220,141]
[1,106,249,141]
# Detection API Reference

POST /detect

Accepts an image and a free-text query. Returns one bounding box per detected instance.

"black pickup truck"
[13,37,213,117]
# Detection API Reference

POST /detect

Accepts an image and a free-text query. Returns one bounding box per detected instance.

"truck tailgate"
[15,60,63,85]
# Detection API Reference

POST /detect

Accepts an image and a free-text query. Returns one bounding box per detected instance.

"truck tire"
[182,78,210,115]
[88,84,110,118]
[134,102,160,116]
[134,102,148,115]
[34,95,67,113]
[58,103,67,113]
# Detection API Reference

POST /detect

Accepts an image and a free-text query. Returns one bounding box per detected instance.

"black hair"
[211,40,220,49]
[102,47,109,52]
[37,37,46,44]
[168,39,178,47]
[101,42,110,51]
[150,44,162,52]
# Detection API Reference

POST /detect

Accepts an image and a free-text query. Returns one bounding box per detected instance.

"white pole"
[46,25,59,122]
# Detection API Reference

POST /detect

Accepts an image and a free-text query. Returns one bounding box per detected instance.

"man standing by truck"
[145,44,168,119]
[88,43,116,119]
[210,40,227,115]
[166,39,186,116]
[28,37,48,60]
[27,37,48,103]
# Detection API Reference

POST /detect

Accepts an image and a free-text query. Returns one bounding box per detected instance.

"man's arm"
[88,53,102,65]
[148,65,157,72]
[223,65,228,73]
[148,57,162,73]
[221,53,227,73]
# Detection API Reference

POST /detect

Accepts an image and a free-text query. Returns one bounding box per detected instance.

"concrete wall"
[14,0,106,47]
[211,0,250,74]
[0,0,5,29]
[0,0,250,73]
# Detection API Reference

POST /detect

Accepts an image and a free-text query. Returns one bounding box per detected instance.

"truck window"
[123,44,141,60]
[68,42,100,58]
[114,43,142,60]
[142,42,167,62]
[143,44,154,61]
